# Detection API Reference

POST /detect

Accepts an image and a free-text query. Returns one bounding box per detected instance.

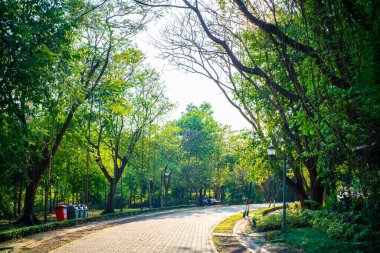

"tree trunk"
[160,172,163,208]
[216,181,221,201]
[140,182,143,210]
[104,179,116,213]
[13,191,17,217]
[147,176,152,209]
[120,176,123,212]
[306,157,324,208]
[17,185,23,215]
[309,178,324,209]
[53,189,57,209]
[49,187,52,214]
[44,185,48,222]
[21,172,41,225]
[285,177,308,208]
[181,188,185,204]
[195,189,199,206]
[19,103,80,225]
[150,179,154,207]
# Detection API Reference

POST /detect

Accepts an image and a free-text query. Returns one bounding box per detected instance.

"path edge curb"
[208,222,219,253]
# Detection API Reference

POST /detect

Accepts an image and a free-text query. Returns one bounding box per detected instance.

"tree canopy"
[0,0,378,245]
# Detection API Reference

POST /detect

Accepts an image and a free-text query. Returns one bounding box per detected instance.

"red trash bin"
[54,205,68,221]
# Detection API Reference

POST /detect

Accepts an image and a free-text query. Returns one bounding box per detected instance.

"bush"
[251,205,285,230]
[256,213,282,231]
[260,205,283,216]
[255,209,312,232]
[310,210,368,242]
[253,207,369,244]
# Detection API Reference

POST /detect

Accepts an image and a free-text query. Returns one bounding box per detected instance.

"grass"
[269,227,364,253]
[250,205,283,217]
[213,211,245,233]
[212,204,371,253]
[212,205,284,253]
[213,205,283,234]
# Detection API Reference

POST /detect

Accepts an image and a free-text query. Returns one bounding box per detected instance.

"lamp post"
[267,141,287,233]
[163,166,170,207]
[160,171,163,208]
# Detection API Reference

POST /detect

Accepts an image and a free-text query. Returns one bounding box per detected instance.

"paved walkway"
[2,208,196,252]
[49,204,267,253]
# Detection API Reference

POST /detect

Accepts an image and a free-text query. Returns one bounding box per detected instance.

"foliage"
[310,210,369,243]
[255,208,311,232]
[213,205,281,234]
[158,1,380,235]
[254,208,370,244]
[0,1,378,247]
[176,103,222,201]
[279,228,362,253]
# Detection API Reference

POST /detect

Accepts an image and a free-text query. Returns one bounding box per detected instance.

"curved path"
[51,204,267,253]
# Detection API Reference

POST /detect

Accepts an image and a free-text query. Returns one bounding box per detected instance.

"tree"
[90,62,173,213]
[0,0,92,224]
[0,0,152,224]
[152,0,380,208]
[177,103,221,205]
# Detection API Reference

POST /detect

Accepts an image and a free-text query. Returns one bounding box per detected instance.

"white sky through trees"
[133,15,251,131]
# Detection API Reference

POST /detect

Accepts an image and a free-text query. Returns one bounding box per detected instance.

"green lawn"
[213,211,244,233]
[213,205,283,234]
[272,228,365,253]
[213,205,370,253]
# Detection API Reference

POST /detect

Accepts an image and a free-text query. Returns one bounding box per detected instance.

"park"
[0,0,379,252]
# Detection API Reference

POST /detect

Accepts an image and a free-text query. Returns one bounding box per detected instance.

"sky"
[132,15,252,131]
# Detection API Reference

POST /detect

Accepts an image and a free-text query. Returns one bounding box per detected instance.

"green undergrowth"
[212,205,287,253]
[265,228,363,253]
[254,208,370,243]
[251,203,372,251]
[213,205,282,234]
[251,205,283,216]
[213,211,243,234]
[0,205,194,243]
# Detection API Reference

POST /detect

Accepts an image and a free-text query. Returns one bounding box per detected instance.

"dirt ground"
[213,235,250,253]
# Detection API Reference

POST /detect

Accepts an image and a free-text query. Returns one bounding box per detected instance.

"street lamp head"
[267,142,276,156]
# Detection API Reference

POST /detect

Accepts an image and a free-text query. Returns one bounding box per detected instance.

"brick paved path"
[51,204,267,253]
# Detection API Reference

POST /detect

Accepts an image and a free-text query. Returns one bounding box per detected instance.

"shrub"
[310,210,366,242]
[260,205,283,216]
[253,207,369,244]
[255,209,312,232]
[256,213,282,231]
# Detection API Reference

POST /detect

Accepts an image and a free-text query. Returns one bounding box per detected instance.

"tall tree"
[177,103,221,205]
[1,0,89,224]
[90,64,173,213]
[152,0,380,208]
[0,0,150,224]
